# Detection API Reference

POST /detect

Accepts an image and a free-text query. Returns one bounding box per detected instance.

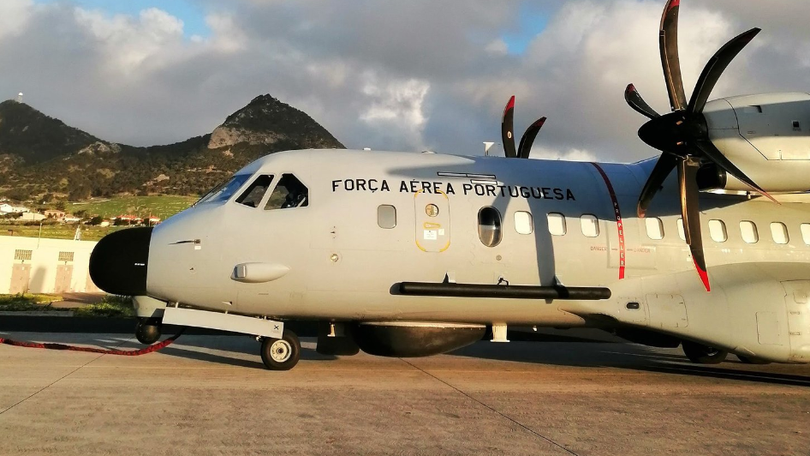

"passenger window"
[770,222,789,244]
[514,211,533,235]
[708,220,727,243]
[547,213,566,236]
[801,224,810,245]
[645,217,664,240]
[265,174,309,210]
[378,205,397,229]
[740,221,759,244]
[478,207,502,247]
[236,175,274,208]
[676,218,685,241]
[580,214,599,237]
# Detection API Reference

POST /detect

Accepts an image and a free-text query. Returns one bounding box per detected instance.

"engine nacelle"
[703,92,810,193]
[352,322,486,357]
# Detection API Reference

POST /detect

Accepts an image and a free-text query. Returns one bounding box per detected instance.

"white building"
[0,236,99,293]
[0,203,30,214]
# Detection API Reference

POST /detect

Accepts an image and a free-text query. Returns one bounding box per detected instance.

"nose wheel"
[260,330,300,370]
[135,318,162,345]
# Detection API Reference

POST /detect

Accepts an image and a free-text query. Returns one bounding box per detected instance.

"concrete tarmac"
[1,330,809,456]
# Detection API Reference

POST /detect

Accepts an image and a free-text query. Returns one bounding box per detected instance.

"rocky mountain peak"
[207,94,344,150]
[0,94,345,200]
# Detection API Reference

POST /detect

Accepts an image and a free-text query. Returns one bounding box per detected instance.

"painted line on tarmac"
[0,337,132,417]
[400,358,581,456]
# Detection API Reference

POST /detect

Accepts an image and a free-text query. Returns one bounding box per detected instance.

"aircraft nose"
[89,227,152,295]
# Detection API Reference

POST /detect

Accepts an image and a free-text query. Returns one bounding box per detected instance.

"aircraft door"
[414,190,450,253]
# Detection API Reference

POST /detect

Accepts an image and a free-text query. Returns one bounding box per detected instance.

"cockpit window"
[265,174,309,210]
[236,175,274,208]
[196,174,251,205]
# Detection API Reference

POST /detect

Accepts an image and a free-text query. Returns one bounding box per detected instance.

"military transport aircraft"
[90,0,810,370]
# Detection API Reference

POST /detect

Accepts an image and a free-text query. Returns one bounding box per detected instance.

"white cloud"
[531,146,598,162]
[484,38,508,56]
[359,72,430,149]
[205,13,247,53]
[0,0,806,161]
[0,0,33,40]
[74,7,186,77]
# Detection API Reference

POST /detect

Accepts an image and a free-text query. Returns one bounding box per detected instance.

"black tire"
[737,355,771,365]
[260,330,301,370]
[135,318,162,345]
[682,340,727,364]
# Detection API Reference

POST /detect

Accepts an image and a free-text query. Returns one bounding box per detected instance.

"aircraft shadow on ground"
[449,339,810,388]
[0,331,338,371]
[5,331,810,385]
[156,339,338,370]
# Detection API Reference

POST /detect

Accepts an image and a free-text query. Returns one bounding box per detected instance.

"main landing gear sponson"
[681,340,728,364]
[135,318,162,345]
[260,329,301,370]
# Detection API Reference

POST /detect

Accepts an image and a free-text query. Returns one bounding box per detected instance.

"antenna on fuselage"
[16,92,23,103]
[483,141,495,156]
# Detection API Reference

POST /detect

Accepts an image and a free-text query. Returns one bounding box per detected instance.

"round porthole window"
[425,204,439,217]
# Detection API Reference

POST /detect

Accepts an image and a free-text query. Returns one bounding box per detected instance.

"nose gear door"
[414,190,450,252]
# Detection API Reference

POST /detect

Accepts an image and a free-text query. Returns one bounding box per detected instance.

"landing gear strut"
[260,329,301,370]
[135,318,162,345]
[682,340,727,364]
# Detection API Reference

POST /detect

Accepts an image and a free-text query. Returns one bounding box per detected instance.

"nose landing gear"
[260,330,301,370]
[135,318,162,345]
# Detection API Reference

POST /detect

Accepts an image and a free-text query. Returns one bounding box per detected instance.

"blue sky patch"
[502,3,548,55]
[34,0,210,38]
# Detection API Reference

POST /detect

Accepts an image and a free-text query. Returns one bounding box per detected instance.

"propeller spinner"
[501,96,546,159]
[625,0,775,291]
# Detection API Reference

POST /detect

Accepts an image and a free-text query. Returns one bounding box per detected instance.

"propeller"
[625,0,776,291]
[501,96,547,159]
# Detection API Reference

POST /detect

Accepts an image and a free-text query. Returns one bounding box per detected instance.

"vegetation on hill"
[0,95,344,203]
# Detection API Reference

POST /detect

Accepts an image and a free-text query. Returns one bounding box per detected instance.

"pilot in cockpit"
[279,175,308,209]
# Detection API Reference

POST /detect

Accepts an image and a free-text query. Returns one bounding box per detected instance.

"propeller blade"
[517,117,546,159]
[659,0,687,112]
[625,84,660,119]
[501,96,517,158]
[678,158,710,292]
[693,139,778,203]
[687,28,760,115]
[637,153,678,218]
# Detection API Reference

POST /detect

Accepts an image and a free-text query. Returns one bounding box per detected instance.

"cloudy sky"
[1,0,808,162]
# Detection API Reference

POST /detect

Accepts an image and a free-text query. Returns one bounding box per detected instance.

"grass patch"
[0,224,124,241]
[69,195,197,220]
[73,295,135,318]
[0,293,64,312]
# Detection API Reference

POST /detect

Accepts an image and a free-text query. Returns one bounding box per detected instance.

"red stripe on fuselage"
[591,163,626,280]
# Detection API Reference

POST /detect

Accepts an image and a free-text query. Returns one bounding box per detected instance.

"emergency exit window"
[377,205,397,229]
[770,222,789,244]
[514,211,533,235]
[676,218,686,241]
[547,213,566,236]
